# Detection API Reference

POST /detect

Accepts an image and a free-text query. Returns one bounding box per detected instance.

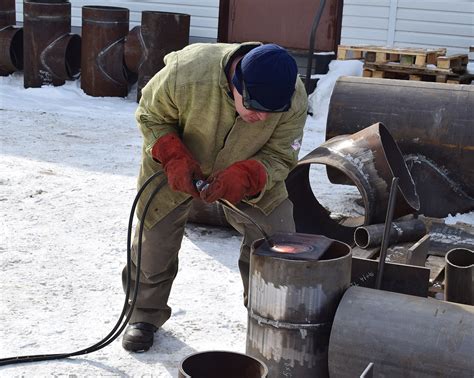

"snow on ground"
[1,61,473,376]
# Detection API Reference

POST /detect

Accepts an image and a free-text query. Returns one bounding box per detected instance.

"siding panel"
[341,0,474,55]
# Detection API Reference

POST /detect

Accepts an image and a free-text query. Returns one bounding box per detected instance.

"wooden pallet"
[337,44,446,67]
[363,62,473,84]
[437,54,469,71]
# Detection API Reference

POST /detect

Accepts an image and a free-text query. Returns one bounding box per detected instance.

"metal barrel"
[445,248,474,305]
[286,122,419,244]
[326,77,474,215]
[81,6,130,97]
[328,286,474,377]
[178,351,268,378]
[246,233,352,377]
[354,218,427,248]
[124,10,190,102]
[23,0,80,88]
[0,0,15,27]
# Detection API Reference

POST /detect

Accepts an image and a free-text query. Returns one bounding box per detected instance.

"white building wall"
[341,0,474,55]
[15,0,219,40]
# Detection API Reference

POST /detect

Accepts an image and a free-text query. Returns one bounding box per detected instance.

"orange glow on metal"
[270,243,311,254]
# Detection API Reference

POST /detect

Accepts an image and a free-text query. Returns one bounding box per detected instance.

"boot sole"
[122,340,153,353]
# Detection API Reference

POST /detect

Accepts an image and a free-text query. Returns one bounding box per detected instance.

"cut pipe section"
[354,218,427,249]
[23,0,81,88]
[445,248,474,305]
[81,6,130,97]
[286,122,419,244]
[326,77,474,216]
[124,11,190,102]
[0,0,23,76]
[328,286,474,377]
[178,351,268,378]
[246,233,352,377]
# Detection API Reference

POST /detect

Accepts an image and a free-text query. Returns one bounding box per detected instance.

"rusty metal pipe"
[445,248,474,305]
[0,0,15,27]
[0,0,23,76]
[23,0,81,88]
[81,6,130,97]
[124,11,190,102]
[178,351,268,378]
[354,219,427,249]
[285,122,420,244]
[246,233,352,377]
[328,286,474,377]
[326,77,474,216]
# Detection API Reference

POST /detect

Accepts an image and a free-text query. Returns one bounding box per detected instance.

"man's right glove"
[152,133,203,198]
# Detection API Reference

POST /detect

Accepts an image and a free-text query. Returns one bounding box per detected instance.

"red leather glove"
[152,133,203,198]
[200,160,267,204]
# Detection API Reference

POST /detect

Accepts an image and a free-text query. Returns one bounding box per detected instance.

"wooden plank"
[409,74,422,81]
[338,44,444,55]
[426,255,445,283]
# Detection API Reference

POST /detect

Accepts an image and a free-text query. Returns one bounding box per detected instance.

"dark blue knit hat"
[232,44,298,112]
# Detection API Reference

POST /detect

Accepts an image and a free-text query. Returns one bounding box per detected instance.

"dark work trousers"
[122,198,295,329]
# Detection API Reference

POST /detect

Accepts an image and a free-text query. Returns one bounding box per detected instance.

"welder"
[122,42,308,352]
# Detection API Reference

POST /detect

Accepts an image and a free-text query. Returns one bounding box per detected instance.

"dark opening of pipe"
[354,228,370,248]
[446,248,474,268]
[9,28,23,69]
[65,34,81,78]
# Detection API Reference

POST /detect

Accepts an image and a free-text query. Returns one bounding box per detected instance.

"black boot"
[122,322,157,352]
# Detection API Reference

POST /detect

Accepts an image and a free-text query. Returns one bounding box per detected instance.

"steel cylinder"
[286,122,419,245]
[328,286,474,377]
[246,233,352,377]
[0,0,23,76]
[178,351,268,378]
[0,0,15,27]
[354,218,427,248]
[326,77,474,201]
[445,248,474,305]
[124,11,190,102]
[81,6,130,97]
[23,0,80,88]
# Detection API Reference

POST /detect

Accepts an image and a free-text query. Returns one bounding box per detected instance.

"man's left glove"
[200,160,267,204]
[152,133,203,198]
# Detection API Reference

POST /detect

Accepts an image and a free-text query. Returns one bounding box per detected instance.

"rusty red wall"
[220,0,343,52]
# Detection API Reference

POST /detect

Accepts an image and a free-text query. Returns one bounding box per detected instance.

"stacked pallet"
[337,45,473,84]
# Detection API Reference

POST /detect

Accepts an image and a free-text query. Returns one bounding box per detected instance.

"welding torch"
[194,179,275,248]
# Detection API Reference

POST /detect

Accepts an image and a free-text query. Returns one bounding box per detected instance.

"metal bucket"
[246,232,352,377]
[328,286,474,377]
[81,5,130,97]
[178,351,268,378]
[124,10,190,102]
[445,247,474,305]
[23,0,80,87]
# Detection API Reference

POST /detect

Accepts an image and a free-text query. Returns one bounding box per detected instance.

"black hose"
[0,171,166,366]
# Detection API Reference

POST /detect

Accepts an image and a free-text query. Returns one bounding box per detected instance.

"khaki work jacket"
[135,42,308,229]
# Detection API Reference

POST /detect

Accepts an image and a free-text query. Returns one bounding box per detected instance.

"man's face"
[233,87,269,123]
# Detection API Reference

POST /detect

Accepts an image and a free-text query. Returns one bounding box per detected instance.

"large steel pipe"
[0,0,15,26]
[81,6,130,97]
[445,248,474,305]
[246,233,352,377]
[0,0,23,76]
[328,286,474,377]
[326,77,474,215]
[354,218,427,248]
[178,351,268,378]
[286,122,419,244]
[124,11,190,102]
[23,0,81,88]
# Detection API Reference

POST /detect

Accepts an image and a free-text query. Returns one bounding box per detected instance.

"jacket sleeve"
[248,82,308,203]
[135,52,180,158]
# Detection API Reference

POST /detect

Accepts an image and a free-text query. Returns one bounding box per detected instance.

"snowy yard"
[1,60,472,376]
